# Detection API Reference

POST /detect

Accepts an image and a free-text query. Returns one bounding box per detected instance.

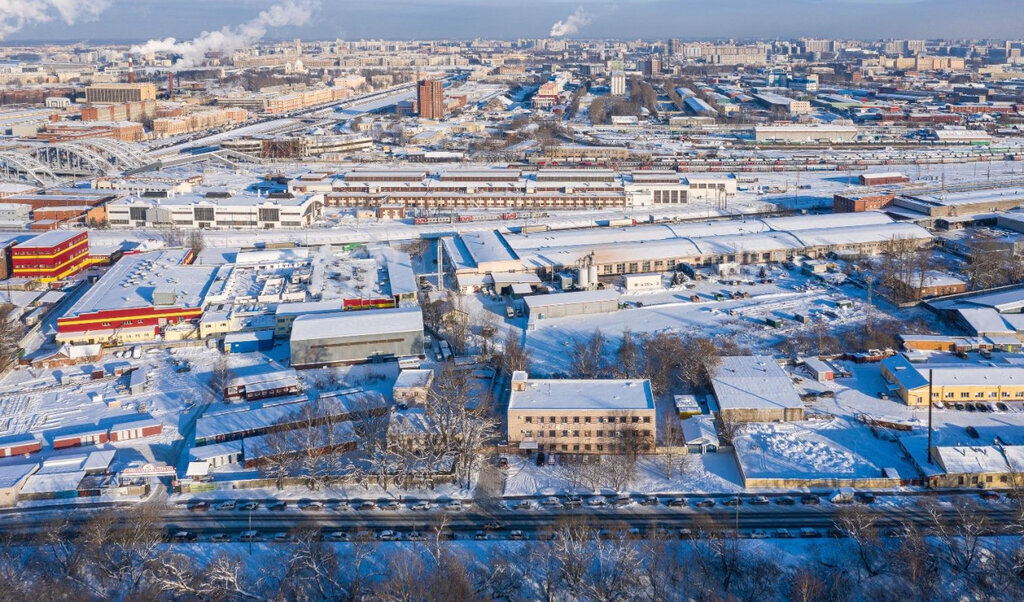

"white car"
[587,496,609,508]
[377,530,398,541]
[410,500,432,511]
[445,500,465,511]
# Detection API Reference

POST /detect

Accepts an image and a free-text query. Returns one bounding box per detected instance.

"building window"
[525,417,532,423]
[643,416,651,423]
[597,430,604,437]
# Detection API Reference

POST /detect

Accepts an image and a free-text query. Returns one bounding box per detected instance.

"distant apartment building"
[610,71,626,96]
[84,83,157,104]
[417,79,445,120]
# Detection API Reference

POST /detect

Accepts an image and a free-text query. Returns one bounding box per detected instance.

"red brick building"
[417,79,445,120]
[10,230,89,282]
[833,193,896,213]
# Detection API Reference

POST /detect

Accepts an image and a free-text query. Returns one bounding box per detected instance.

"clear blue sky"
[5,0,1019,43]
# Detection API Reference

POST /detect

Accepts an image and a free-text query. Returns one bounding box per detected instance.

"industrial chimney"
[168,72,174,100]
[127,55,134,84]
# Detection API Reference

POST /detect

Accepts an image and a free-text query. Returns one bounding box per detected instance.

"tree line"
[7,500,1024,601]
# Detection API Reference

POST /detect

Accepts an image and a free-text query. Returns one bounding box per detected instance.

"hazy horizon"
[1,0,1020,45]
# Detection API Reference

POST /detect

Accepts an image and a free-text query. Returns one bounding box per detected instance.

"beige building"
[84,83,157,104]
[507,372,655,454]
[881,354,1024,407]
[711,356,805,423]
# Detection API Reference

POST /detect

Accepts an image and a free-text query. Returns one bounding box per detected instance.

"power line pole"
[927,368,934,465]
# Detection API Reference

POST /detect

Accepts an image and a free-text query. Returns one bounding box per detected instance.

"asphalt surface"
[0,492,1019,544]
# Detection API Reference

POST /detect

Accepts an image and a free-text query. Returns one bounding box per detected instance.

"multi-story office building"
[507,371,656,454]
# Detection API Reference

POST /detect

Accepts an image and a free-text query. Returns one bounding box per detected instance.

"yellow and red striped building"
[10,230,89,282]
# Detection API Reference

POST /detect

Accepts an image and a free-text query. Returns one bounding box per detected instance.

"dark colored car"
[800,494,820,505]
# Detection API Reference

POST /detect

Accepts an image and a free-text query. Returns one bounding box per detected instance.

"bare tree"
[923,498,989,575]
[834,505,884,576]
[615,329,645,379]
[186,229,206,258]
[569,329,609,378]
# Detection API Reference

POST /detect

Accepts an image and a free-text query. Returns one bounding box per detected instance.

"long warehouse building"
[289,306,425,368]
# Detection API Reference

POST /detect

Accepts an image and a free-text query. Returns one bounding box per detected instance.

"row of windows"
[932,390,1024,399]
[538,443,651,453]
[522,429,653,439]
[522,415,651,425]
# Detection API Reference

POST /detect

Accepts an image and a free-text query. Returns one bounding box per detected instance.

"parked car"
[325,531,349,542]
[775,496,796,506]
[694,499,715,508]
[445,500,466,511]
[955,403,965,410]
[377,530,398,541]
[635,494,658,506]
[666,497,687,508]
[800,528,822,538]
[239,531,262,543]
[800,494,821,505]
[854,492,876,504]
[749,529,769,539]
[330,500,350,511]
[980,490,1000,501]
[171,531,197,542]
[997,402,1009,411]
[611,496,632,507]
[356,500,377,511]
[266,500,287,511]
[587,496,609,508]
[750,496,771,505]
[509,530,526,540]
[678,528,695,539]
[300,501,324,512]
[238,501,259,511]
[379,500,401,511]
[775,528,794,539]
[541,496,562,508]
[967,425,980,439]
[965,402,977,412]
[474,531,488,540]
[187,501,210,512]
[210,534,232,543]
[410,500,432,511]
[215,500,237,511]
[408,531,426,541]
[563,495,583,508]
[722,497,742,507]
[483,522,503,531]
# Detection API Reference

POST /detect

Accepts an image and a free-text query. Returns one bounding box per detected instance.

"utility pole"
[927,368,934,464]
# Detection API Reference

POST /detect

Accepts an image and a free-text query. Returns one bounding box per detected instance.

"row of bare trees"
[12,502,1024,601]
[566,329,747,397]
[0,303,23,375]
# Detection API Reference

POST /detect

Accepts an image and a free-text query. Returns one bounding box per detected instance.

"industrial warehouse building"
[503,212,932,277]
[289,306,424,368]
[56,249,218,346]
[524,290,619,325]
[711,356,805,422]
[754,124,858,143]
[106,192,324,230]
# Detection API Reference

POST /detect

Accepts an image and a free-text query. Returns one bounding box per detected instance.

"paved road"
[0,493,1018,544]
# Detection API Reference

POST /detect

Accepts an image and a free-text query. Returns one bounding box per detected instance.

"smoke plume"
[0,0,110,39]
[550,6,592,38]
[131,0,317,69]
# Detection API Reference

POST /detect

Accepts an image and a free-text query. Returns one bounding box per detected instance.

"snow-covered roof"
[61,249,216,318]
[711,356,803,411]
[681,415,720,447]
[394,369,434,390]
[935,445,1009,475]
[508,375,654,412]
[523,289,619,311]
[290,306,423,342]
[958,307,1014,335]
